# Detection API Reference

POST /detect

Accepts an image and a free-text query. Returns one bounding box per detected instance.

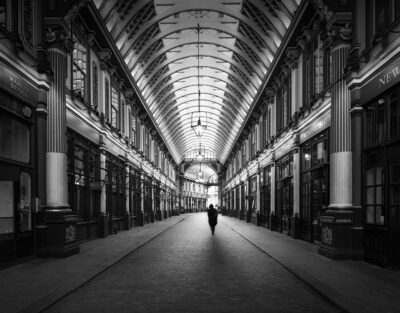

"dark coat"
[207,207,218,226]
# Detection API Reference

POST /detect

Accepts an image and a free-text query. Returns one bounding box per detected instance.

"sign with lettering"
[300,114,330,143]
[0,65,36,103]
[361,57,400,103]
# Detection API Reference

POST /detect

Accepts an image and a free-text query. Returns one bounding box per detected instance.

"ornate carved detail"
[63,0,90,25]
[23,0,33,47]
[344,44,361,76]
[0,90,33,121]
[310,0,334,22]
[44,27,74,52]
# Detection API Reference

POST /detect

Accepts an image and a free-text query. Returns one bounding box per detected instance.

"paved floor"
[44,213,341,313]
[0,213,399,313]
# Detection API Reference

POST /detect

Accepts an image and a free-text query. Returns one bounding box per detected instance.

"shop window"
[365,99,385,147]
[0,181,14,234]
[0,115,30,163]
[389,90,400,139]
[92,62,98,108]
[390,162,400,228]
[365,163,385,225]
[67,132,101,221]
[0,0,6,28]
[19,172,31,232]
[72,36,87,98]
[111,86,119,129]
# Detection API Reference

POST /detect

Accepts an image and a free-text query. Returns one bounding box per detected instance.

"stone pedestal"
[318,210,355,259]
[98,212,109,238]
[269,213,279,231]
[40,210,79,257]
[290,214,300,239]
[123,212,131,230]
[136,211,144,226]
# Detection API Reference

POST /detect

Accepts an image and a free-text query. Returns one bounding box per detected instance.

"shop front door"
[0,167,34,262]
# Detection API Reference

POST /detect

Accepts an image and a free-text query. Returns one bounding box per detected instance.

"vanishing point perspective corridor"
[44,214,341,313]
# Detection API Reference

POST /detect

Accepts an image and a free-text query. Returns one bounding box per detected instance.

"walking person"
[207,204,218,235]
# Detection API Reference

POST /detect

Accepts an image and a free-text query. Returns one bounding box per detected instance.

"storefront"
[235,185,240,217]
[0,64,40,263]
[260,165,272,228]
[143,175,153,223]
[129,167,142,226]
[247,175,257,224]
[240,182,246,220]
[362,82,400,266]
[276,152,294,234]
[67,129,101,242]
[299,129,329,242]
[106,153,126,233]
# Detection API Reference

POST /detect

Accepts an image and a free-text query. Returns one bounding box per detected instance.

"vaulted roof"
[94,0,301,176]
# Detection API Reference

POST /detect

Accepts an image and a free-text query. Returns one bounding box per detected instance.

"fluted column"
[45,29,73,210]
[319,15,355,259]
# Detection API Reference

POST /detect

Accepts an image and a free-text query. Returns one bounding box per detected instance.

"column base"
[289,215,300,239]
[269,213,279,231]
[38,208,80,258]
[318,209,362,260]
[98,213,109,238]
[123,212,131,230]
[135,211,144,226]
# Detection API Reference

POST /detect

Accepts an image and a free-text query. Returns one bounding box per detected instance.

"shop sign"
[275,139,293,159]
[361,57,400,103]
[300,114,330,143]
[0,66,36,103]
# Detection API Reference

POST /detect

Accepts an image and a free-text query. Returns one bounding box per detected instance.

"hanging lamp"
[191,24,207,137]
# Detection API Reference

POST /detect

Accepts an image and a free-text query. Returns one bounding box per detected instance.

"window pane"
[366,186,375,204]
[389,91,399,138]
[19,172,31,232]
[0,0,6,27]
[375,0,388,32]
[377,101,385,143]
[0,116,30,163]
[366,168,375,186]
[376,186,382,204]
[376,206,384,225]
[72,38,87,97]
[0,181,14,234]
[366,206,375,223]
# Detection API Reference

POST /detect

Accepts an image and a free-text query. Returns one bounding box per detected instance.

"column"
[291,146,300,238]
[319,17,355,259]
[256,167,261,226]
[138,171,145,226]
[269,161,277,230]
[42,27,79,257]
[124,162,131,230]
[99,145,109,237]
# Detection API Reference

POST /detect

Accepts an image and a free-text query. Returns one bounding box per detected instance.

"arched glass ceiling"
[95,0,301,165]
[184,163,217,183]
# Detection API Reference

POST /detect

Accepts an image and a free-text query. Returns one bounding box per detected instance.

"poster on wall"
[0,181,14,234]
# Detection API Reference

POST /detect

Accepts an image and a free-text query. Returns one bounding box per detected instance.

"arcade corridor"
[43,213,342,313]
[1,213,399,313]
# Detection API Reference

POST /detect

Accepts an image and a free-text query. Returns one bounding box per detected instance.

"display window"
[276,152,294,233]
[300,130,329,242]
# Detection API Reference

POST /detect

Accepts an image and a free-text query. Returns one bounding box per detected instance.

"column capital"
[44,27,74,54]
[326,12,353,48]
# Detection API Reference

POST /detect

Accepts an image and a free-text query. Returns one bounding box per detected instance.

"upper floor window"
[251,126,256,157]
[0,0,6,28]
[366,0,400,44]
[72,36,87,98]
[92,62,98,108]
[121,100,125,131]
[111,86,119,129]
[314,36,324,95]
[104,78,110,119]
[267,106,272,140]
